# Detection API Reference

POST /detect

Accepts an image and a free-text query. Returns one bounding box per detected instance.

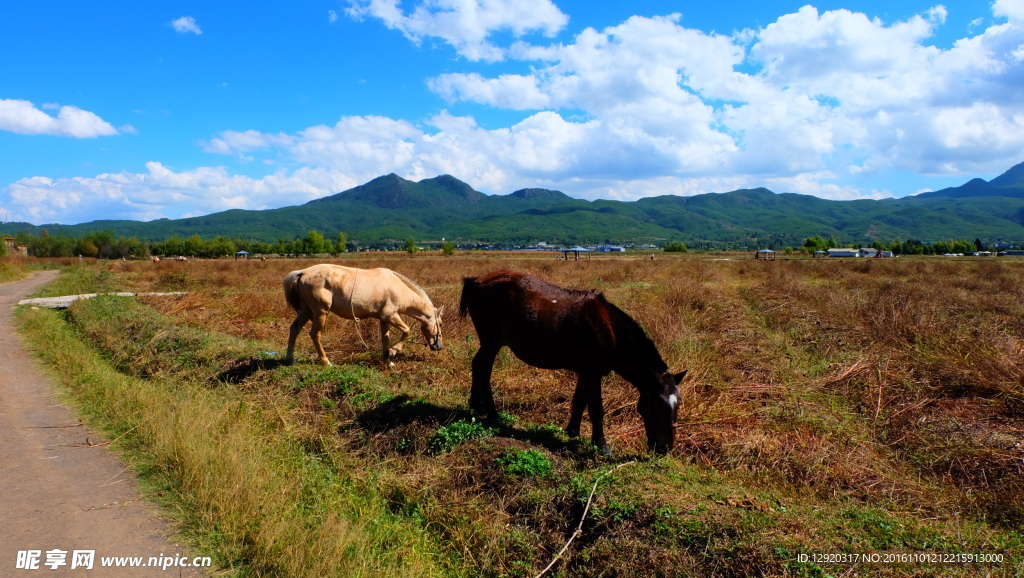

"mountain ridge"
[3,163,1024,247]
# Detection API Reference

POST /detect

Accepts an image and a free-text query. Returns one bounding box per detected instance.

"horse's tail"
[459,276,479,319]
[282,270,304,312]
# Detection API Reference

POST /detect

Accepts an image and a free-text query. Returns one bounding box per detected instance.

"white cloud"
[202,129,295,156]
[0,99,119,138]
[5,163,353,224]
[424,3,1024,184]
[994,0,1024,22]
[172,16,202,35]
[345,0,568,61]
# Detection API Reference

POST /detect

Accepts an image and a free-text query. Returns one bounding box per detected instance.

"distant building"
[827,248,860,257]
[596,245,625,252]
[859,248,893,258]
[3,237,27,257]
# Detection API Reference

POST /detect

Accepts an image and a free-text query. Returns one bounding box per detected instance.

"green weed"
[496,449,553,478]
[428,419,498,454]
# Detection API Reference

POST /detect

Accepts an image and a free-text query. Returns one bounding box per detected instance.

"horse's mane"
[603,299,668,372]
[392,270,435,308]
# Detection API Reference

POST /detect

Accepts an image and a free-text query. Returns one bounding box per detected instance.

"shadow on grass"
[357,394,599,456]
[217,356,290,384]
[357,394,473,432]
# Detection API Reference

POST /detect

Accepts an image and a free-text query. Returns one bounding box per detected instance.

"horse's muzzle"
[429,340,444,351]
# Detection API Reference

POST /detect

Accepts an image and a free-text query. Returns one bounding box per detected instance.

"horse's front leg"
[469,343,501,419]
[381,314,411,360]
[566,374,587,438]
[285,308,310,365]
[567,373,610,456]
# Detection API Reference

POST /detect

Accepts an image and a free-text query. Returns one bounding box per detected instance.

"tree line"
[5,228,1012,259]
[802,235,999,255]
[5,230,351,259]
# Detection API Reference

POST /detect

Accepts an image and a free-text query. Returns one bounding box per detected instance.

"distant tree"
[75,238,99,258]
[209,236,237,258]
[803,235,826,252]
[336,232,348,254]
[405,236,418,254]
[951,239,974,254]
[442,241,456,256]
[302,230,327,255]
[974,238,985,252]
[163,235,184,257]
[663,241,687,252]
[89,230,116,258]
[183,234,204,257]
[27,229,74,257]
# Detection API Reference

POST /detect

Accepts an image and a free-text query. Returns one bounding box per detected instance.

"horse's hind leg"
[285,308,311,365]
[309,310,332,366]
[469,343,501,418]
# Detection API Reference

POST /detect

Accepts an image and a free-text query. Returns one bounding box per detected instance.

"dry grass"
[17,253,1024,576]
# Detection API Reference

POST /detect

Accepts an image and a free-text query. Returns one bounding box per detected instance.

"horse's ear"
[437,305,445,318]
[672,370,687,383]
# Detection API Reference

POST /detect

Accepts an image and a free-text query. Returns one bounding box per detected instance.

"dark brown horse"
[459,270,685,454]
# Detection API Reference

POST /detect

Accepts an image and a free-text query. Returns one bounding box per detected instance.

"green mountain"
[4,163,1024,247]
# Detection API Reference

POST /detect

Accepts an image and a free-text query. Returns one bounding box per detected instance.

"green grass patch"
[428,419,498,454]
[496,449,553,478]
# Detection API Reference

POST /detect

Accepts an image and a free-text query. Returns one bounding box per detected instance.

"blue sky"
[2,0,1022,225]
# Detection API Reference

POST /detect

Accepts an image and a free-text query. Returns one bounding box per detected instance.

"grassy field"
[10,252,1024,576]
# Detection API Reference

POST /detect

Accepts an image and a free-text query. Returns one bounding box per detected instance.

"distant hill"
[4,162,1024,247]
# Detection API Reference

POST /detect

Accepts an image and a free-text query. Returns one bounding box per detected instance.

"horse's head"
[421,305,444,351]
[636,370,686,454]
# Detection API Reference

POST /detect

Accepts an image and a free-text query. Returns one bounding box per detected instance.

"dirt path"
[0,271,204,576]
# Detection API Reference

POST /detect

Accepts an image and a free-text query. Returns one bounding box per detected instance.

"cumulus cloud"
[0,99,119,138]
[345,0,568,61]
[5,163,353,224]
[421,3,1024,188]
[172,16,202,35]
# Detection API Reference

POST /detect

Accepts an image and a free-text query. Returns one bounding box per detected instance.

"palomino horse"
[283,264,443,365]
[460,270,685,454]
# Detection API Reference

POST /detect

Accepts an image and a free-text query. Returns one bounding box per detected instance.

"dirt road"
[0,271,204,576]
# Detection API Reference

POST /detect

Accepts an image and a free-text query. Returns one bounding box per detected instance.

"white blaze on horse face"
[668,393,679,411]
